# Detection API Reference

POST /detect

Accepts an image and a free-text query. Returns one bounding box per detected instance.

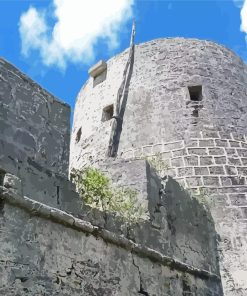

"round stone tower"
[70,38,247,295]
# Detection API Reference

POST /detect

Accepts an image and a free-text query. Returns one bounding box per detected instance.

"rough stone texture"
[70,38,247,169]
[0,173,223,295]
[1,37,246,295]
[71,38,247,295]
[0,57,70,177]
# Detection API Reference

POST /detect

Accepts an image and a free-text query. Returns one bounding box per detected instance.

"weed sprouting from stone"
[70,167,148,223]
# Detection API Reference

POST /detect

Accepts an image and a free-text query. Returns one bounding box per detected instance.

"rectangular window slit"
[102,104,114,122]
[188,85,202,101]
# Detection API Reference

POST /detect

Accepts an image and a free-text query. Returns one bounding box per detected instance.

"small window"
[93,70,107,87]
[187,85,203,126]
[88,60,107,88]
[75,127,82,143]
[188,85,202,101]
[102,104,113,122]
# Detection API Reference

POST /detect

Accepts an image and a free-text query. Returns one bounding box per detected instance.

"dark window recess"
[93,70,107,88]
[75,127,82,143]
[187,85,203,125]
[102,104,114,122]
[188,85,202,101]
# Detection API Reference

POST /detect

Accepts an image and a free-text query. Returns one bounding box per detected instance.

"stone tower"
[70,38,247,295]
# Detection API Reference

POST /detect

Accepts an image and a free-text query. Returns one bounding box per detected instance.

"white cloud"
[19,0,134,69]
[241,0,247,32]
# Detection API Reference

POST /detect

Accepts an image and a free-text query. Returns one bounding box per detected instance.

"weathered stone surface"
[70,38,247,295]
[0,180,223,295]
[0,58,70,177]
[1,37,247,295]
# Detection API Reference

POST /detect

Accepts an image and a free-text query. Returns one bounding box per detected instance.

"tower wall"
[71,38,247,295]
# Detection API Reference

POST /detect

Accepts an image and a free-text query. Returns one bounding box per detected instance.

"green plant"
[186,186,209,206]
[196,187,212,208]
[142,152,170,175]
[70,167,147,223]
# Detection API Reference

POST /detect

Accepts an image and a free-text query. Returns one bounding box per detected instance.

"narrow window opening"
[88,60,107,88]
[56,186,60,205]
[102,104,114,122]
[93,70,107,88]
[188,85,202,101]
[75,127,82,143]
[187,85,203,126]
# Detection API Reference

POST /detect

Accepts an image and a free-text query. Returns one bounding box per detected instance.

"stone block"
[229,193,246,206]
[228,158,242,166]
[208,148,224,156]
[171,157,184,167]
[229,140,240,148]
[225,165,238,176]
[228,176,245,186]
[208,166,225,175]
[185,176,202,187]
[237,167,247,176]
[194,166,209,175]
[225,148,238,157]
[215,139,228,147]
[184,155,199,166]
[200,156,214,166]
[214,156,227,165]
[187,148,207,156]
[241,158,247,166]
[177,167,193,177]
[237,149,247,157]
[172,148,187,157]
[220,177,232,186]
[199,139,215,147]
[202,176,220,187]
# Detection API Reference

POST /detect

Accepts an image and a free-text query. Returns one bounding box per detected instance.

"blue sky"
[0,0,246,118]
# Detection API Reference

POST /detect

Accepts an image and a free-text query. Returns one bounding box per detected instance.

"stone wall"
[0,171,223,296]
[120,131,247,295]
[1,38,246,295]
[0,58,70,177]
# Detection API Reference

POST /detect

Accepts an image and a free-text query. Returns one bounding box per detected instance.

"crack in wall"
[56,186,60,206]
[131,252,150,296]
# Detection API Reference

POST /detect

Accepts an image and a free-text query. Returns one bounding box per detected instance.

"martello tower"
[70,37,247,295]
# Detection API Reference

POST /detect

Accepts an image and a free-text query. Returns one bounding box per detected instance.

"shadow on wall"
[79,158,224,295]
[145,174,224,294]
[107,45,135,157]
[0,158,224,295]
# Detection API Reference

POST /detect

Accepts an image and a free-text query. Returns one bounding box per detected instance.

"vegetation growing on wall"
[141,152,170,176]
[70,167,147,223]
